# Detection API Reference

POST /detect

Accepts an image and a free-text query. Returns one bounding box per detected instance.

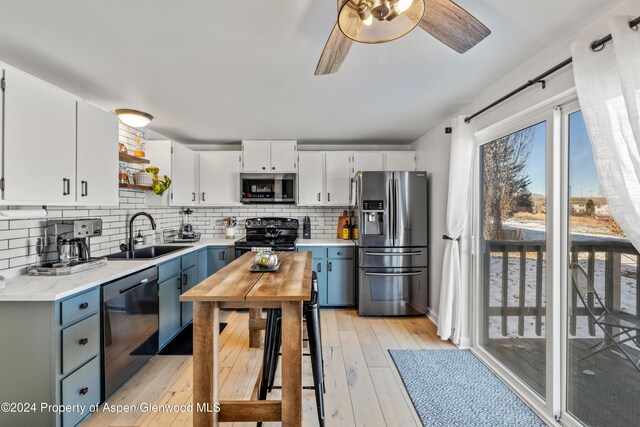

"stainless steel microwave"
[240,173,296,204]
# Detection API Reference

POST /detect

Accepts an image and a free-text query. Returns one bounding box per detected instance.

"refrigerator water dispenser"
[362,200,384,235]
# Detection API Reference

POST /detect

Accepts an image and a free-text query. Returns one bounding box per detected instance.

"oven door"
[358,267,428,316]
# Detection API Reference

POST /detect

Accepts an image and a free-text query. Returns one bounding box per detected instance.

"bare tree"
[482,127,534,240]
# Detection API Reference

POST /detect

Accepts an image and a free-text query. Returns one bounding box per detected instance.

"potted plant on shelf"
[138,166,172,195]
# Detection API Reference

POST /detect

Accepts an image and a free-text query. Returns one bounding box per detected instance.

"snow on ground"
[487,218,638,349]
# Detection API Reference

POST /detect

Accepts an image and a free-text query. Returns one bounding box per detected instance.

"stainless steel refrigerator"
[354,171,429,316]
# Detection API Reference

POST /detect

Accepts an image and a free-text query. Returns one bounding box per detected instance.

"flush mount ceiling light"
[115,109,153,128]
[338,0,426,43]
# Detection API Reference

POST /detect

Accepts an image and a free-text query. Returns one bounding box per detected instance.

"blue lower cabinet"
[313,258,328,306]
[298,246,355,307]
[159,274,181,348]
[207,247,231,276]
[181,264,198,326]
[197,248,208,283]
[327,258,355,306]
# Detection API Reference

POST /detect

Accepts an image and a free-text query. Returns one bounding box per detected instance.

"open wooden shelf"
[119,183,153,191]
[119,152,150,164]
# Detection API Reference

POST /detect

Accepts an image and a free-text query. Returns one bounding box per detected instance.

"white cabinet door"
[242,140,270,172]
[325,152,351,205]
[384,151,415,171]
[297,152,324,206]
[270,140,297,172]
[3,68,76,203]
[145,140,172,206]
[76,102,119,205]
[352,152,384,177]
[171,142,197,206]
[199,151,242,206]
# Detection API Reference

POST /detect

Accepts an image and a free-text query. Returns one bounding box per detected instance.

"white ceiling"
[0,0,623,144]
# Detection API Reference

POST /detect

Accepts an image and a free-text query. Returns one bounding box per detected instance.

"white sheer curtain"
[571,16,640,251]
[437,116,475,345]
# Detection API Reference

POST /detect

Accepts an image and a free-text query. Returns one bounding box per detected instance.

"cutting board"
[336,210,351,238]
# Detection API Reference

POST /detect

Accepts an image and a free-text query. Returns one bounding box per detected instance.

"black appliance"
[303,216,311,239]
[234,217,299,257]
[240,173,296,204]
[102,267,159,400]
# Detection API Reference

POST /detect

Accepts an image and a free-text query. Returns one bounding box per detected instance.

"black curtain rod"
[464,15,640,124]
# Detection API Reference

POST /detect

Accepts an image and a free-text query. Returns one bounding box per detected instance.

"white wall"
[411,0,640,320]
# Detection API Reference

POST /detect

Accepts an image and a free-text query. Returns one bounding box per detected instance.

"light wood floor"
[83,309,455,427]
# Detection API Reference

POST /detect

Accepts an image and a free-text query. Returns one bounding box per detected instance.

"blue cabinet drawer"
[328,247,354,259]
[158,258,181,282]
[61,357,100,427]
[61,313,100,375]
[60,288,99,326]
[181,251,197,270]
[297,246,326,259]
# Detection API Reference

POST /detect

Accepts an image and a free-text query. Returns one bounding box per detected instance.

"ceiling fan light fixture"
[338,0,425,43]
[115,109,153,128]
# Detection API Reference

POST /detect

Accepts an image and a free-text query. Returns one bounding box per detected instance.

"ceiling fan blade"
[314,23,354,75]
[418,0,491,53]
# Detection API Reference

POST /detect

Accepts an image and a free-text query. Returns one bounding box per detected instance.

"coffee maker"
[28,218,107,275]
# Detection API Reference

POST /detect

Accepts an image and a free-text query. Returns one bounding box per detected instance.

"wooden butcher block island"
[181,251,313,427]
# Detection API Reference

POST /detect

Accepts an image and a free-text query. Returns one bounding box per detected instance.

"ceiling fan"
[315,0,491,75]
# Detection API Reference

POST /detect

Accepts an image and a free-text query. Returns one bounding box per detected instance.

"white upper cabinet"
[384,151,416,171]
[171,142,197,206]
[297,152,324,206]
[351,152,384,177]
[298,151,350,206]
[199,151,242,206]
[3,68,77,204]
[270,140,297,172]
[325,152,351,205]
[242,140,270,172]
[145,140,172,206]
[76,101,119,205]
[242,140,297,173]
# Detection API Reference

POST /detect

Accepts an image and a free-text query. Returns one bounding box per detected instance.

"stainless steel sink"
[105,245,192,260]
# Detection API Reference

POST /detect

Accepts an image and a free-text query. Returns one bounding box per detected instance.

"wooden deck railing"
[483,239,639,337]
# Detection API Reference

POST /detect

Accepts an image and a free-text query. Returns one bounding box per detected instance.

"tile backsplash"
[0,188,349,276]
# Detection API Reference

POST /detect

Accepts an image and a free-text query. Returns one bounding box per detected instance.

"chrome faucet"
[124,212,157,252]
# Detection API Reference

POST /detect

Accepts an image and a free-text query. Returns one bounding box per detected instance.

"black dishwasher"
[101,267,159,400]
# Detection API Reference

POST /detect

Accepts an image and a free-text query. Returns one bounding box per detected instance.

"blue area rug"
[389,349,545,427]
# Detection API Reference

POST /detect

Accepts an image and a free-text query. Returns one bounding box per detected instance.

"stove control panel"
[245,218,298,229]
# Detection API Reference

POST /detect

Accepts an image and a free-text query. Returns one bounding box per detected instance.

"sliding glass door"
[566,110,640,426]
[479,119,549,399]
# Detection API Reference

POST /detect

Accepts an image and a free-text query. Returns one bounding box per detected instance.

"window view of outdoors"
[567,111,640,427]
[480,121,548,398]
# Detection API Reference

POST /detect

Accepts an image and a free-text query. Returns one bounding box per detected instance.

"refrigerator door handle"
[394,177,399,244]
[364,271,422,277]
[365,251,422,256]
[388,179,394,239]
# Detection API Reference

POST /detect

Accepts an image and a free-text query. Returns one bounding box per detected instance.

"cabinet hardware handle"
[78,338,89,346]
[62,178,70,196]
[79,302,89,310]
[183,274,188,287]
[262,166,266,170]
[317,193,321,202]
[202,192,205,202]
[81,180,88,197]
[327,193,331,202]
[177,276,182,290]
[272,166,275,170]
[337,252,342,255]
[328,261,332,272]
[317,263,321,273]
[192,193,196,202]
[220,251,225,261]
[79,387,89,396]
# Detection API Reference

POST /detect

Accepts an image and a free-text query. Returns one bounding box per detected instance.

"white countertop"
[0,239,235,302]
[296,238,356,247]
[0,237,355,302]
